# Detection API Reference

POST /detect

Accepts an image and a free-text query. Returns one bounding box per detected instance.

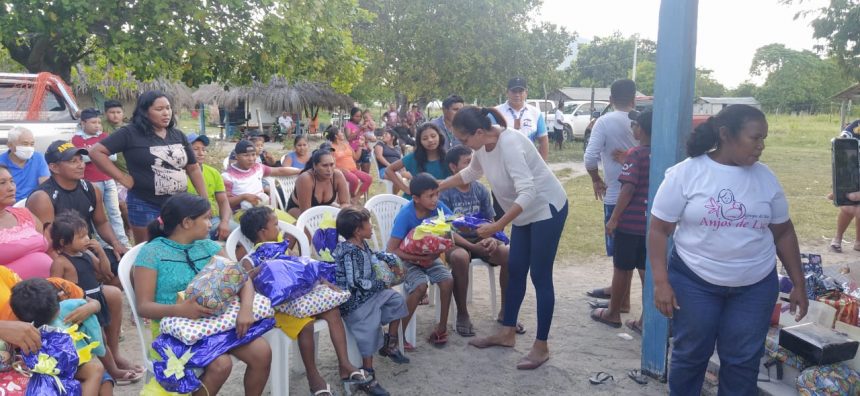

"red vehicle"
[583,96,709,150]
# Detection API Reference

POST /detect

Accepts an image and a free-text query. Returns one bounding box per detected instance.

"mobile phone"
[832,138,860,206]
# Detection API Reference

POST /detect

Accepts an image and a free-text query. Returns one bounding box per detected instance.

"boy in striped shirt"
[590,110,652,333]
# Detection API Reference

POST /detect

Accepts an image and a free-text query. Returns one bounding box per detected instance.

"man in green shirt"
[186,133,236,240]
[103,100,132,240]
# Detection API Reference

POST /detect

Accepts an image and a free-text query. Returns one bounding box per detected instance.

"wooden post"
[641,0,699,381]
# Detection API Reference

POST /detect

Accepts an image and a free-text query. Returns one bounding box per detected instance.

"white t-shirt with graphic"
[651,155,789,287]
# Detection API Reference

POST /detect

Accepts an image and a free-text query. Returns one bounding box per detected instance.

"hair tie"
[157,216,164,226]
[486,112,498,126]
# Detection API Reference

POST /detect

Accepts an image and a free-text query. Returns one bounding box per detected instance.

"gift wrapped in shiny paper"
[252,256,335,306]
[185,257,251,316]
[22,328,80,396]
[450,215,510,245]
[399,209,455,256]
[151,318,275,393]
[312,212,339,262]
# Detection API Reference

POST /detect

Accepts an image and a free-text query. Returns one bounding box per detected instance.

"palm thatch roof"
[73,65,195,109]
[193,77,353,113]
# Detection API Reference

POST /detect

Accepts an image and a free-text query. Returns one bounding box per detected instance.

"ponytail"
[145,193,211,242]
[302,148,334,173]
[686,117,720,157]
[452,106,507,136]
[685,104,766,157]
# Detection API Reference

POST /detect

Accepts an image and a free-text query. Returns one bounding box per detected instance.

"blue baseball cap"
[187,132,210,146]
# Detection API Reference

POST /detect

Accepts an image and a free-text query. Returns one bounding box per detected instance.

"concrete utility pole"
[641,0,699,381]
[632,35,639,82]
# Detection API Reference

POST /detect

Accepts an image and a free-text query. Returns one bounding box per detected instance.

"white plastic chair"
[222,157,230,171]
[12,198,26,208]
[363,195,415,350]
[295,206,341,259]
[118,243,290,395]
[468,259,498,320]
[225,221,310,262]
[267,175,299,211]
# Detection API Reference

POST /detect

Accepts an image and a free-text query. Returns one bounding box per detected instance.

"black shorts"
[551,128,564,143]
[612,231,646,271]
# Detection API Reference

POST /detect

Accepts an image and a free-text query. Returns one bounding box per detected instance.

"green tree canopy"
[750,43,851,113]
[782,0,860,81]
[352,0,574,105]
[0,0,368,91]
[569,32,656,88]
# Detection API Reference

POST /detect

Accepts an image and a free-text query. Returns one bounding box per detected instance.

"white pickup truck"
[0,72,80,151]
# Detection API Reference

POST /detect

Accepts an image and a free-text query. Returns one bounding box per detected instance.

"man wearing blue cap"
[186,133,236,240]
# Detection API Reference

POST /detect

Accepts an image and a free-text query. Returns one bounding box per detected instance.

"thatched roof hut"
[73,66,195,109]
[193,77,353,114]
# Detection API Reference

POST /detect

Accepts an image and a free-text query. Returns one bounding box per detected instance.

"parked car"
[582,96,708,150]
[0,72,80,151]
[558,100,609,141]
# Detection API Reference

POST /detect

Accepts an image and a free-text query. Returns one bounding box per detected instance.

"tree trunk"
[3,36,76,82]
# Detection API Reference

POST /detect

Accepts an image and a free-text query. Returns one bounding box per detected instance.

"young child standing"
[590,110,652,333]
[334,207,409,396]
[387,173,471,346]
[50,211,143,385]
[439,145,517,335]
[10,278,110,396]
[239,206,370,396]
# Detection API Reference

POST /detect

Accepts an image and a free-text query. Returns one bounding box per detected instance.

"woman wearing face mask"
[0,127,50,202]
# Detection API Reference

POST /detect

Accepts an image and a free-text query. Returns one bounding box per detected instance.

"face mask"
[13,146,34,161]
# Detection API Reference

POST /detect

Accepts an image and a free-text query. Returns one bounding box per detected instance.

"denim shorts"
[603,204,616,256]
[126,191,162,227]
[403,259,452,294]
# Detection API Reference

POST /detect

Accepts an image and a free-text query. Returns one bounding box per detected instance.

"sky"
[536,0,830,88]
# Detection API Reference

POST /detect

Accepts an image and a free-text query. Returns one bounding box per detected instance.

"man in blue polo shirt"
[0,126,50,201]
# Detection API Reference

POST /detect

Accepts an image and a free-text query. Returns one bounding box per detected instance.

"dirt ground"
[114,254,672,396]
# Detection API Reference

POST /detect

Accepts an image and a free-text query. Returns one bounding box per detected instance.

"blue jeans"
[668,251,777,396]
[92,179,130,247]
[603,204,615,256]
[209,216,239,240]
[504,202,568,341]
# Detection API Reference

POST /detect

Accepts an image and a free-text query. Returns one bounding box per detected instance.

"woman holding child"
[438,106,568,370]
[132,193,271,395]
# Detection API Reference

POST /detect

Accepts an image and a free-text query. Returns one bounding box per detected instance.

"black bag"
[779,322,859,365]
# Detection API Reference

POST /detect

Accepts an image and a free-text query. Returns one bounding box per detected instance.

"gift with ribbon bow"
[22,328,80,396]
[399,209,455,256]
[151,318,275,393]
[312,212,339,262]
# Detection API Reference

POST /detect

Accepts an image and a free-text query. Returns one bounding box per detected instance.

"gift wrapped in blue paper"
[22,327,81,396]
[312,212,339,262]
[151,318,275,393]
[252,256,335,306]
[450,215,510,245]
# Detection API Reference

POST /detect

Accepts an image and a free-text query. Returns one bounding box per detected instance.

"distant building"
[694,97,761,115]
[548,87,645,103]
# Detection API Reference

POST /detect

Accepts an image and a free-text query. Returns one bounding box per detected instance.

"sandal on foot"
[403,341,416,352]
[312,384,333,396]
[586,288,611,299]
[496,318,526,334]
[357,370,390,396]
[626,319,643,336]
[456,319,476,337]
[113,370,143,386]
[378,335,410,364]
[628,369,648,385]
[418,293,430,305]
[590,308,622,328]
[427,329,448,347]
[587,300,608,309]
[341,369,371,385]
[830,238,843,253]
[589,371,614,385]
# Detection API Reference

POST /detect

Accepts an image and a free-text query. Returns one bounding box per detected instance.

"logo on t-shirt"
[702,188,768,231]
[151,144,189,196]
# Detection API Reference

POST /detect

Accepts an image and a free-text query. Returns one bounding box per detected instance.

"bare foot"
[468,331,515,349]
[517,348,550,370]
[114,355,144,373]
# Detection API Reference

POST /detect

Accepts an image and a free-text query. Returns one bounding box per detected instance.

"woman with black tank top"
[286,146,352,219]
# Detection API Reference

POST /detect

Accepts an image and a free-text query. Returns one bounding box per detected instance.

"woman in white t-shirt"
[649,104,808,395]
[439,106,568,371]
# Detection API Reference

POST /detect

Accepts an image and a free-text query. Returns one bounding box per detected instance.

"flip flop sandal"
[589,371,614,385]
[586,288,611,299]
[427,329,448,346]
[587,300,608,309]
[114,370,143,386]
[830,238,843,253]
[626,320,643,336]
[628,369,648,385]
[496,319,527,334]
[590,308,622,328]
[312,384,334,396]
[456,320,476,337]
[403,341,417,352]
[341,369,371,385]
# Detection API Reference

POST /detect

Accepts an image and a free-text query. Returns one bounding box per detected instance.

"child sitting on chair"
[439,145,517,334]
[387,173,471,347]
[10,278,110,396]
[222,139,300,221]
[49,210,143,385]
[239,206,370,396]
[333,207,409,396]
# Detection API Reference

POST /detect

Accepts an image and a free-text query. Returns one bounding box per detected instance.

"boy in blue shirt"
[387,173,471,346]
[439,146,516,332]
